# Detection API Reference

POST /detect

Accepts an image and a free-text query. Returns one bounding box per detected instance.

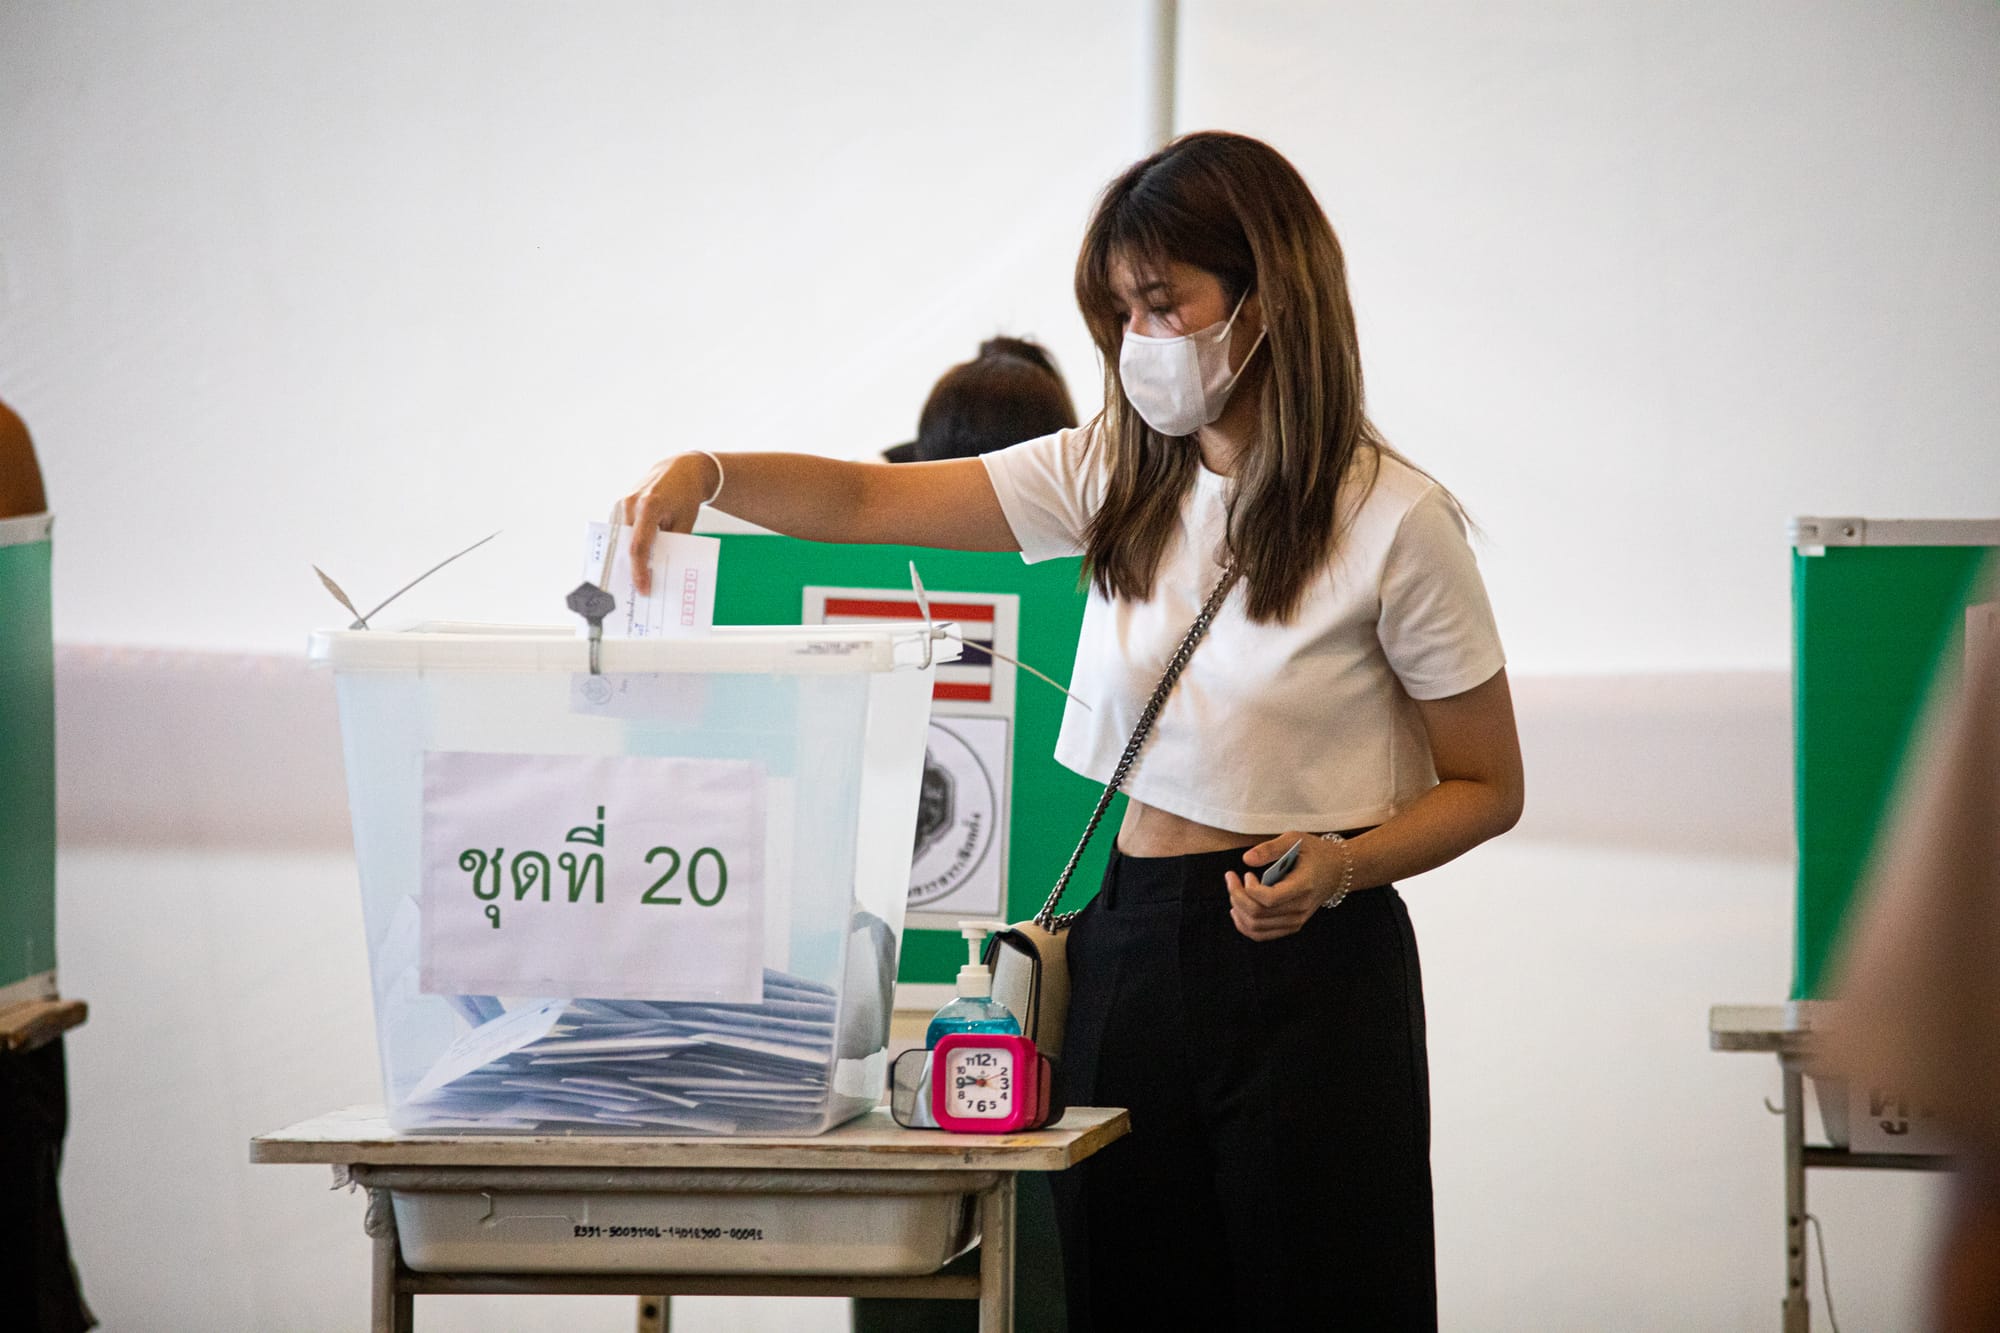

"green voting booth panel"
[1791,517,2000,999]
[0,514,58,1002]
[710,534,1117,987]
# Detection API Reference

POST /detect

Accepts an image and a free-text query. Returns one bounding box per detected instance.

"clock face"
[943,1046,1014,1119]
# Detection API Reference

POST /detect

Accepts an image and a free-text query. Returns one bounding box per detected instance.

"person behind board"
[882,336,1079,464]
[617,131,1523,1332]
[0,400,47,518]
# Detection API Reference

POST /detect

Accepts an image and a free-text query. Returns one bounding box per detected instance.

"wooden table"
[252,1104,1128,1333]
[1709,1002,1950,1332]
[0,996,88,1053]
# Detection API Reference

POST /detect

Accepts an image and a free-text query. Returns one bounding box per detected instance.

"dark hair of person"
[906,336,1078,463]
[1073,130,1399,624]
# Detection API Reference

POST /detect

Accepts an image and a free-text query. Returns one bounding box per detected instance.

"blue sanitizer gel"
[927,920,1020,1045]
[911,922,1018,1129]
[926,995,1021,1047]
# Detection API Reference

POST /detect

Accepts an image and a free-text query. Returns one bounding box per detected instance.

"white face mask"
[1117,291,1265,437]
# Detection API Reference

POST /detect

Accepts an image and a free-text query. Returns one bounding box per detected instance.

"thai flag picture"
[803,587,1019,715]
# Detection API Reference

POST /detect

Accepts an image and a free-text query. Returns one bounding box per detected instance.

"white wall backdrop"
[1,0,1143,652]
[1181,0,2000,671]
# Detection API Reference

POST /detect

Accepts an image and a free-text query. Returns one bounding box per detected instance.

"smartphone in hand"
[1259,838,1304,887]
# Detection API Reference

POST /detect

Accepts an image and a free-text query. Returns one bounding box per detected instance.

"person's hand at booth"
[620,447,1018,594]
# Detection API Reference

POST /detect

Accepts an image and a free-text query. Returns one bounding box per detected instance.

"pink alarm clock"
[929,1032,1050,1133]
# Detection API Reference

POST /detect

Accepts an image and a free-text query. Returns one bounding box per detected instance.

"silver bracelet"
[1318,831,1355,910]
[690,449,726,505]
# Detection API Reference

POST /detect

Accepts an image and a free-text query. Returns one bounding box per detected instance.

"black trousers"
[0,1038,94,1333]
[1054,846,1437,1332]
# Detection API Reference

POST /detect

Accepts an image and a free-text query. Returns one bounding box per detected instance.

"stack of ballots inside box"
[408,969,846,1133]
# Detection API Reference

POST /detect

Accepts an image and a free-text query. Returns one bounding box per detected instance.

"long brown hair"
[1074,131,1387,623]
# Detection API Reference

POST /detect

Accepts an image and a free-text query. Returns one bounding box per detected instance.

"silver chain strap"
[1033,566,1241,931]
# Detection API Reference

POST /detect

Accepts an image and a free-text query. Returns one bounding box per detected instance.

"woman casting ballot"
[618,131,1522,1332]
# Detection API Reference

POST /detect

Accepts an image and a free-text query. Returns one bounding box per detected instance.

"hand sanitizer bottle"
[907,922,1019,1130]
[925,920,1021,1048]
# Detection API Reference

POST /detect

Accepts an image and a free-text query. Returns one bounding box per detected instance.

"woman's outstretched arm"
[619,452,1019,594]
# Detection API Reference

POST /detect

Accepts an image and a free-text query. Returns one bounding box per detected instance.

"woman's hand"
[611,451,1019,595]
[1225,833,1346,941]
[1219,669,1525,943]
[617,453,721,595]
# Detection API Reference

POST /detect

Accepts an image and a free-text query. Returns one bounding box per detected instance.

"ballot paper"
[580,523,719,639]
[402,968,850,1133]
[410,998,567,1101]
[568,524,721,720]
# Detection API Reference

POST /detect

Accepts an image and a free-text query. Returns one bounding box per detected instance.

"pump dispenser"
[925,920,1020,1048]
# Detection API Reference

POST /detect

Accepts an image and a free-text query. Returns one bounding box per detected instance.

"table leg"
[1782,1058,1809,1333]
[365,1187,415,1333]
[977,1174,1017,1333]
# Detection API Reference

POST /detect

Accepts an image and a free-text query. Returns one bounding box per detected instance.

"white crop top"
[980,426,1506,833]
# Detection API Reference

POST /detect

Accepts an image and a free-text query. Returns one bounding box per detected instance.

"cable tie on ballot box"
[908,559,1091,710]
[313,530,501,630]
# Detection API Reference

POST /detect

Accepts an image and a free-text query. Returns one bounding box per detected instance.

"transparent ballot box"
[311,622,952,1136]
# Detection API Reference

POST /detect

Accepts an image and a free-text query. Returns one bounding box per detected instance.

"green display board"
[1791,517,1999,999]
[0,514,58,1001]
[709,534,1114,986]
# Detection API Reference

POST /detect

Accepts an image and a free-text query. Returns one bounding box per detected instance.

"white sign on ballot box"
[420,751,767,1003]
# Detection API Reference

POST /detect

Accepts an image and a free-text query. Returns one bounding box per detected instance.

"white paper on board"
[906,716,1009,918]
[419,751,767,1003]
